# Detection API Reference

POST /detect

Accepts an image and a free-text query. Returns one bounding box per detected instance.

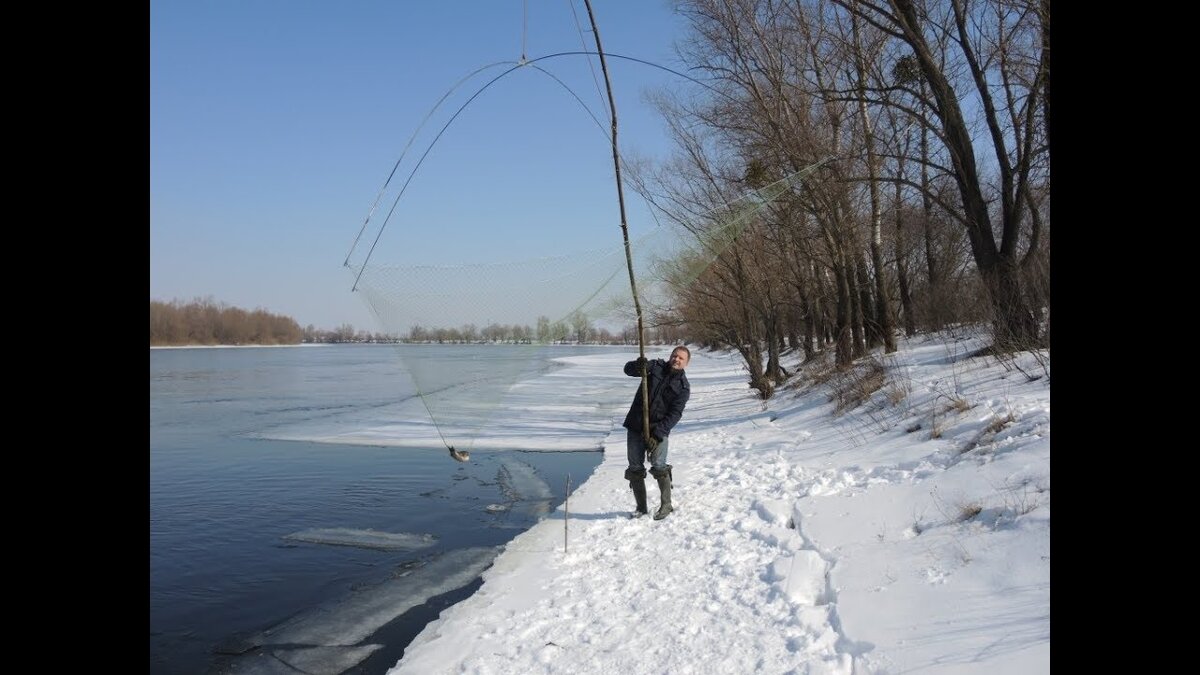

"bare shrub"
[985,412,1016,435]
[830,358,887,414]
[957,503,983,522]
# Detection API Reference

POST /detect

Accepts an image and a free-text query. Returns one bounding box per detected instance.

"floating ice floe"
[496,458,554,501]
[221,547,500,673]
[282,528,437,552]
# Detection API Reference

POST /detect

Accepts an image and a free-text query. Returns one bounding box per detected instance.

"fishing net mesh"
[348,167,814,452]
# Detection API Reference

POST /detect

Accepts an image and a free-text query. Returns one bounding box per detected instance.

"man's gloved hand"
[645,435,659,452]
[636,356,648,371]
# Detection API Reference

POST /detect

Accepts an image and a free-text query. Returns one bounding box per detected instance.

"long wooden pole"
[582,0,651,442]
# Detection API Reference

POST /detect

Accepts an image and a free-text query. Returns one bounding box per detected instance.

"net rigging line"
[344,60,516,270]
[346,50,729,291]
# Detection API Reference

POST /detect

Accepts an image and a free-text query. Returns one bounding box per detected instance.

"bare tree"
[149,298,301,346]
[847,7,898,352]
[833,0,1049,350]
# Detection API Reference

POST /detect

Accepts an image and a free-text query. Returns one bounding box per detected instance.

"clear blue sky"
[150,0,692,330]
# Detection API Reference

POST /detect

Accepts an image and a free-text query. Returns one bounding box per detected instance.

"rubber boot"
[650,466,673,520]
[625,468,648,518]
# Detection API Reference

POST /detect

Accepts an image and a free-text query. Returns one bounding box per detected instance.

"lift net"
[349,166,817,454]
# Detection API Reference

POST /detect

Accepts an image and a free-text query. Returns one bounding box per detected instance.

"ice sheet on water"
[282,528,437,551]
[247,546,500,649]
[252,350,628,453]
[496,457,554,501]
[218,645,383,674]
[274,644,383,674]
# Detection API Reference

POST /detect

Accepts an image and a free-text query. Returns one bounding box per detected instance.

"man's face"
[669,349,690,371]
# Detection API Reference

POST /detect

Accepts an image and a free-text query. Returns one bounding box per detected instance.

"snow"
[388,331,1050,674]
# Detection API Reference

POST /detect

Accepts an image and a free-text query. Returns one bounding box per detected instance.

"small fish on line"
[448,446,470,462]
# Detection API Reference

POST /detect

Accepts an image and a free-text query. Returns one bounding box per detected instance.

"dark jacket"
[622,358,690,440]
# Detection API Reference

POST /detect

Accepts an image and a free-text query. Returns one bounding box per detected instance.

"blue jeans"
[627,430,669,471]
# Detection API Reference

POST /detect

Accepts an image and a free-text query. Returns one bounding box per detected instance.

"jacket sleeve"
[624,358,659,377]
[651,379,690,440]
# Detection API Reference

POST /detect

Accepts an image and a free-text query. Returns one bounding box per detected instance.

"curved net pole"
[582,0,651,444]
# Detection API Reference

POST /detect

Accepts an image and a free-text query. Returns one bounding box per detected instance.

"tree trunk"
[1041,0,1051,158]
[982,257,1040,352]
[815,265,834,349]
[787,305,801,353]
[855,251,879,350]
[895,173,917,337]
[738,338,772,398]
[850,8,896,353]
[870,225,896,352]
[765,315,786,384]
[833,263,853,367]
[919,111,942,332]
[798,262,818,361]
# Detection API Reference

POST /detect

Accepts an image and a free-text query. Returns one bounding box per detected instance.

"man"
[622,345,690,520]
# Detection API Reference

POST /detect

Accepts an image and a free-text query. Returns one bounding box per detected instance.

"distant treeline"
[150,299,302,346]
[298,321,688,346]
[301,324,396,344]
[149,299,685,347]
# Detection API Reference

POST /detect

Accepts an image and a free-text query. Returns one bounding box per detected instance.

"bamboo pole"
[582,0,652,444]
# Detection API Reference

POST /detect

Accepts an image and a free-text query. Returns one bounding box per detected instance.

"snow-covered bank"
[390,335,1050,674]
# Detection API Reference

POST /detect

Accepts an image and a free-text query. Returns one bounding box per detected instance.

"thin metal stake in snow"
[564,474,571,553]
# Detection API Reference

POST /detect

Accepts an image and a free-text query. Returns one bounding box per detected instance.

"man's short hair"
[671,345,691,359]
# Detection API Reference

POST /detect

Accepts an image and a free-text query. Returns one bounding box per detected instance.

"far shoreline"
[150,343,325,350]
